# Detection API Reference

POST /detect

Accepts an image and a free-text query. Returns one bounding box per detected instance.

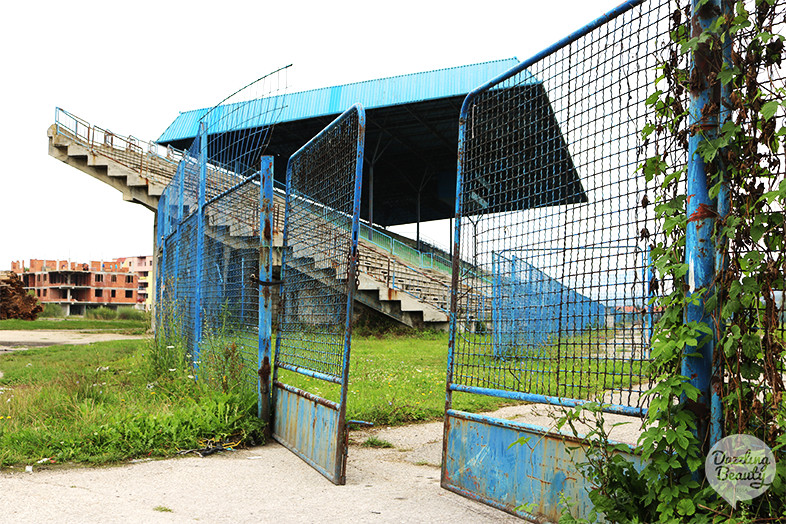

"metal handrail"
[53,107,185,186]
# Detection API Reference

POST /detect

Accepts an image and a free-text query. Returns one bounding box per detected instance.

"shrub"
[86,307,117,320]
[116,307,147,321]
[41,303,64,318]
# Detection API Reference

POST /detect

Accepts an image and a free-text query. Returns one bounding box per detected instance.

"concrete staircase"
[47,124,177,211]
[48,113,451,330]
[280,204,450,330]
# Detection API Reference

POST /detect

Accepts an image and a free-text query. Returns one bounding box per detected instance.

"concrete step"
[49,123,453,330]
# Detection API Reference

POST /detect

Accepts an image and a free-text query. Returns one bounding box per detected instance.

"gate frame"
[440,0,693,520]
[270,104,366,485]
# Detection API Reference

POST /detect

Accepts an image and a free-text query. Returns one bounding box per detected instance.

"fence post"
[711,0,733,447]
[154,197,165,334]
[193,121,207,363]
[258,156,274,435]
[684,0,728,451]
[172,163,184,329]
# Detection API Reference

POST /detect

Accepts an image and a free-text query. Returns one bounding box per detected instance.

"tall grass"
[86,307,117,320]
[84,306,147,321]
[117,307,148,321]
[0,336,264,468]
[41,303,64,318]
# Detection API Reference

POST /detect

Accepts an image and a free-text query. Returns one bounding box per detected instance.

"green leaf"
[676,433,689,450]
[676,498,695,516]
[508,436,530,449]
[717,66,740,85]
[762,100,780,121]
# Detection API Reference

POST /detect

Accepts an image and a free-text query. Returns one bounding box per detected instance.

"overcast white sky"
[0,0,622,270]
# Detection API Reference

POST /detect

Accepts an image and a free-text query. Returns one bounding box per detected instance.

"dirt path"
[0,439,520,523]
[0,330,146,353]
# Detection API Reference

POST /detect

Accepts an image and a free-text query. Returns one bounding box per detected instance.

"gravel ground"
[0,441,522,524]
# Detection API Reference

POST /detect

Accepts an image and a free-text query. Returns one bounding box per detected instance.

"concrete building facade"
[116,255,154,311]
[12,259,138,316]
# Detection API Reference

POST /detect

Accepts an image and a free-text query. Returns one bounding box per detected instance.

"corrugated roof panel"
[157,58,524,144]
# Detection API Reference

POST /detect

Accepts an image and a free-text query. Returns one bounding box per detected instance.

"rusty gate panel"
[273,382,344,479]
[443,410,641,521]
[272,104,365,485]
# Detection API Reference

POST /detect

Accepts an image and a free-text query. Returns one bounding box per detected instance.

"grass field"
[276,332,519,425]
[0,339,262,468]
[0,318,149,334]
[0,331,515,468]
[0,328,639,468]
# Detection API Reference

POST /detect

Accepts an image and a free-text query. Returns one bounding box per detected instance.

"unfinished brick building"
[12,259,138,316]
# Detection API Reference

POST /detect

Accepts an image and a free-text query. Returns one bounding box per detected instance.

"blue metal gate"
[443,0,673,520]
[272,105,365,484]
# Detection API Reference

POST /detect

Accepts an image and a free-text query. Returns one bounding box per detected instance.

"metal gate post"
[155,196,166,331]
[172,163,183,318]
[684,0,728,449]
[711,0,733,447]
[258,156,274,433]
[193,121,207,362]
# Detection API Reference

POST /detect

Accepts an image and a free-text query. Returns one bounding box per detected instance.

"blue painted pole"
[193,121,207,365]
[684,0,726,451]
[646,246,654,354]
[492,252,499,357]
[337,104,366,483]
[156,195,166,333]
[173,162,184,329]
[258,156,274,429]
[710,0,733,448]
[240,258,245,322]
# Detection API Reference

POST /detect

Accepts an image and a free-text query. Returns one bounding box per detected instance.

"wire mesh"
[450,0,682,412]
[200,175,262,377]
[156,68,289,385]
[275,105,365,383]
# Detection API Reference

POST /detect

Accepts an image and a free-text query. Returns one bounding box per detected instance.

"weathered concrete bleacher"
[48,116,451,329]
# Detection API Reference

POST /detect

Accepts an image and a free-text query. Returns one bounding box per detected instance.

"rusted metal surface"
[258,357,271,440]
[272,105,365,486]
[258,156,275,439]
[441,410,642,522]
[272,382,345,484]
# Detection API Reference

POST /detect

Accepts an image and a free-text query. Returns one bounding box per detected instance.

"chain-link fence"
[274,105,365,384]
[448,0,681,415]
[156,69,288,388]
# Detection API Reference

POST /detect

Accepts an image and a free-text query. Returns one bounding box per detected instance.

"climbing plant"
[560,0,786,522]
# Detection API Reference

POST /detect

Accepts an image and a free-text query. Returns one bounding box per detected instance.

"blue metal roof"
[157,58,522,143]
